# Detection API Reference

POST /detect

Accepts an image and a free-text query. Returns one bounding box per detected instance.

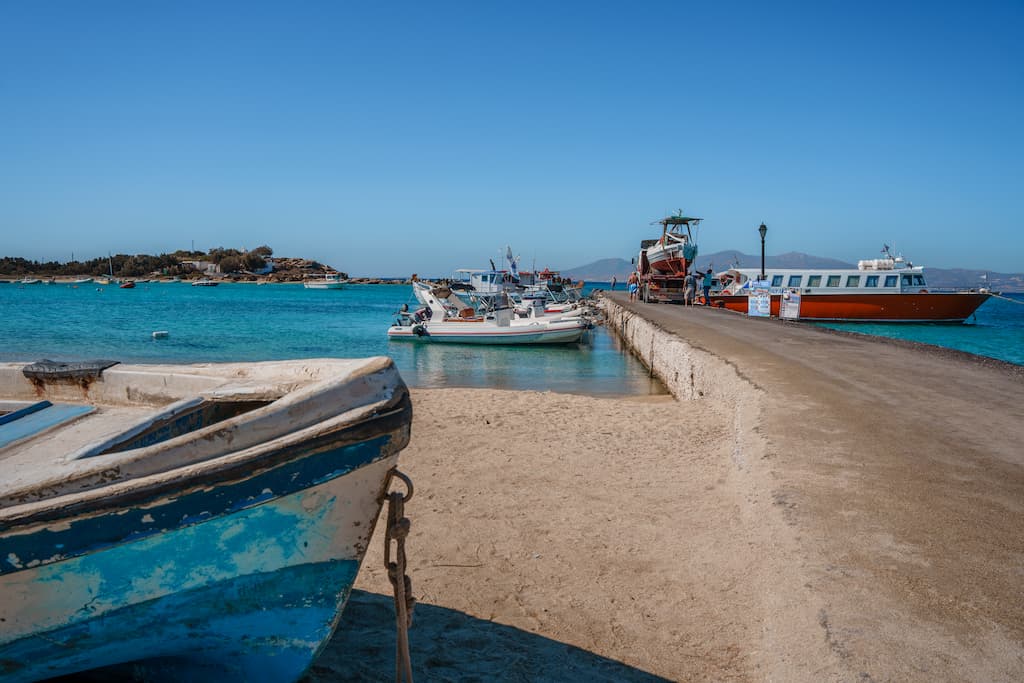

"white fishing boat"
[18,278,42,285]
[72,277,94,284]
[303,273,345,290]
[389,282,587,344]
[0,357,412,682]
[192,278,219,287]
[643,213,701,275]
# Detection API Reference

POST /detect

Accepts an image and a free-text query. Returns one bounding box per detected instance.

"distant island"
[561,251,1023,293]
[0,246,406,283]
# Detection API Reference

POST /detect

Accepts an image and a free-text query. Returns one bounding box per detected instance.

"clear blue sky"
[1,1,1021,276]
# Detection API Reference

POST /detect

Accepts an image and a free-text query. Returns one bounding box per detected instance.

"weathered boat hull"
[0,360,412,683]
[706,292,990,322]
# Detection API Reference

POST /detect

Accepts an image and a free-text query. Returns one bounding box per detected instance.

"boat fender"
[412,324,427,336]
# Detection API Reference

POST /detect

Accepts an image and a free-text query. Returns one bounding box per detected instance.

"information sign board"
[779,290,802,319]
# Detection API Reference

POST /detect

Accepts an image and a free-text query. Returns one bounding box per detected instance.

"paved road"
[606,292,1024,680]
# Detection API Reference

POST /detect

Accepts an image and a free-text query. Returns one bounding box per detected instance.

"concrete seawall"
[602,297,745,401]
[598,292,1024,681]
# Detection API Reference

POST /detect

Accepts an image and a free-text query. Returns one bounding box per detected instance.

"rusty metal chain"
[384,469,415,683]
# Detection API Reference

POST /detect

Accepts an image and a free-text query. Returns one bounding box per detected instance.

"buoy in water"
[152,330,169,339]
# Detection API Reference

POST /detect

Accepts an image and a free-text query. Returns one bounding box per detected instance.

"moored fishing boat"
[709,249,990,322]
[303,273,345,290]
[0,357,412,682]
[389,282,587,344]
[192,278,219,287]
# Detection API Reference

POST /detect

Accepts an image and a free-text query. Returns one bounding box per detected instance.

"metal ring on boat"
[388,468,414,502]
[412,324,426,336]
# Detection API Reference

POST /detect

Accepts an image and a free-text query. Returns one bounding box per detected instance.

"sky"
[1,1,1022,276]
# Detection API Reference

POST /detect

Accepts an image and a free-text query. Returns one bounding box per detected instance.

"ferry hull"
[707,292,990,322]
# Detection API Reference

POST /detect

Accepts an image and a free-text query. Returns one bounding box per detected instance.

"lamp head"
[758,223,768,240]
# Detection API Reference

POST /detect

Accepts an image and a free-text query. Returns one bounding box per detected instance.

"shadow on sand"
[302,590,670,682]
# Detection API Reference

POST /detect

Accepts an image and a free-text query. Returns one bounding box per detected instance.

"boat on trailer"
[0,357,411,683]
[709,249,990,322]
[643,213,701,276]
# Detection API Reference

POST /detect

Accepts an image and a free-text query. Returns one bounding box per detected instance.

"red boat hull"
[706,293,990,322]
[649,257,687,275]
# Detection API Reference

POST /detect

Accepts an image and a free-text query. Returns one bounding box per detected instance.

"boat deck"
[0,404,157,501]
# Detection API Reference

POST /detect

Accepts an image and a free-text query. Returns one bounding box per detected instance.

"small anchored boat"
[0,357,412,682]
[303,272,345,290]
[191,278,219,287]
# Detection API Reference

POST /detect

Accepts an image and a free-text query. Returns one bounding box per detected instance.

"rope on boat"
[988,292,1024,305]
[384,469,416,683]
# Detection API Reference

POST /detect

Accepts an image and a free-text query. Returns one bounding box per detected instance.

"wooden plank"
[0,403,95,449]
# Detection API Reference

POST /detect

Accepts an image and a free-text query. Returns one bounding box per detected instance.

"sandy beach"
[303,295,1024,682]
[306,386,819,681]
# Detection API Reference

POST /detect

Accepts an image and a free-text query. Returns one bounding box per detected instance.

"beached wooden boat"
[0,357,412,682]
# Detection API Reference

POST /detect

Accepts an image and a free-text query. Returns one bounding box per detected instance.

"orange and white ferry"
[709,249,990,323]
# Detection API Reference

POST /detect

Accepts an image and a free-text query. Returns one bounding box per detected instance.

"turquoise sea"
[814,293,1024,366]
[0,281,663,395]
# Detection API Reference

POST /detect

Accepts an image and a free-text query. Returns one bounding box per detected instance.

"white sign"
[748,289,771,317]
[779,290,802,319]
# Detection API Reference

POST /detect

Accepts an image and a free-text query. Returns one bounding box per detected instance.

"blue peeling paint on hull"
[0,560,359,683]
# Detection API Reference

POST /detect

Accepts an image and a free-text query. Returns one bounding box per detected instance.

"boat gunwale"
[0,390,411,530]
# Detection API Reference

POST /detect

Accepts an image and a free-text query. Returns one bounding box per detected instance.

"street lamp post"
[758,222,768,281]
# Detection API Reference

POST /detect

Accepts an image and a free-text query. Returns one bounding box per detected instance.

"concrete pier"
[600,292,1024,680]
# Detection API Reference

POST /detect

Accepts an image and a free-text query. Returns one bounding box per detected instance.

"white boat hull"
[388,321,586,344]
[304,282,345,289]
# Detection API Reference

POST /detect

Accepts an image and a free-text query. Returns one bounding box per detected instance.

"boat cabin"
[717,262,930,295]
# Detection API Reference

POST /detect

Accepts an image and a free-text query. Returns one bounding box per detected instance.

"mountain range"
[561,252,1023,292]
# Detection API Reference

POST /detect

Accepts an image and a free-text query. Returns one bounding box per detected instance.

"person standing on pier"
[684,270,698,306]
[610,275,617,291]
[627,272,639,301]
[701,269,713,305]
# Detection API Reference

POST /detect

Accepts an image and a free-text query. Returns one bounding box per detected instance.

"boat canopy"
[659,215,701,225]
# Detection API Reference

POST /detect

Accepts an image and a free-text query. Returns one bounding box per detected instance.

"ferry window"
[846,276,860,287]
[865,275,879,287]
[771,275,783,287]
[826,275,841,287]
[787,275,802,287]
[901,274,913,286]
[807,275,822,287]
[913,275,926,286]
[884,275,898,287]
